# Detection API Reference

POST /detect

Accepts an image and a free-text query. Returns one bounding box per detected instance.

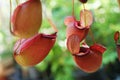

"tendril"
[72,0,74,17]
[46,18,58,32]
[89,29,96,44]
[83,4,86,27]
[10,0,16,36]
[9,0,13,35]
[16,0,19,5]
[42,2,58,32]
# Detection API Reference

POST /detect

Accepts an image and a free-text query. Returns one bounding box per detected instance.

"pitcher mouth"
[117,43,120,46]
[41,32,57,39]
[116,43,120,49]
[90,44,106,54]
[74,20,89,30]
[72,47,90,57]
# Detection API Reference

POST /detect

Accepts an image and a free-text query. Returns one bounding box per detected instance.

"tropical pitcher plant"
[114,31,120,61]
[10,0,58,66]
[9,0,120,73]
[64,0,106,73]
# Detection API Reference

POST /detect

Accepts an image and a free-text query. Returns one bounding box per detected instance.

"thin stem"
[15,0,19,5]
[9,0,16,36]
[9,0,12,34]
[89,29,96,44]
[9,0,12,27]
[42,3,58,32]
[82,3,95,43]
[47,18,58,32]
[72,0,74,16]
[83,4,87,27]
[83,3,86,10]
[118,0,120,8]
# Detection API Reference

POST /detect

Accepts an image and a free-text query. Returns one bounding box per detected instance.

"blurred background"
[0,0,120,80]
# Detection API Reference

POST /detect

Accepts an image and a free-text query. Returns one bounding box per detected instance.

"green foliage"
[0,0,120,80]
[36,0,120,79]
